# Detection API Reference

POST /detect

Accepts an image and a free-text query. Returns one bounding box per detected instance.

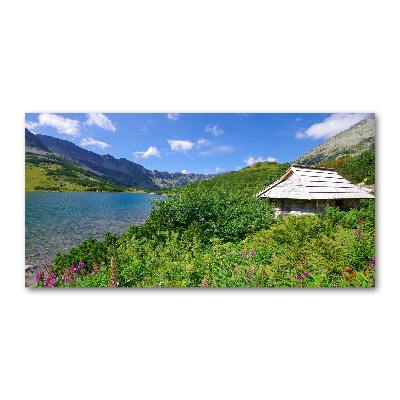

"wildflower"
[242,252,247,258]
[199,278,210,287]
[36,271,44,282]
[250,250,255,255]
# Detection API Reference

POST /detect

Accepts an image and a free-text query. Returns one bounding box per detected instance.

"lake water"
[25,192,161,267]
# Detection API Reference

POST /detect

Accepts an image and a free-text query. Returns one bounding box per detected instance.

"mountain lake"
[25,192,161,269]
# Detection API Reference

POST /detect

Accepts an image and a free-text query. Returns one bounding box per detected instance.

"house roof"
[256,164,375,200]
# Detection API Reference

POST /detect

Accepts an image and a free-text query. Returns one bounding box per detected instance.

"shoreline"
[25,265,40,287]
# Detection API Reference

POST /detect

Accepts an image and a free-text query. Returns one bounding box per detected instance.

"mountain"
[25,129,51,153]
[294,115,375,165]
[25,130,220,190]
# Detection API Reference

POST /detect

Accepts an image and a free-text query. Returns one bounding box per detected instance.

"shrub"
[145,183,276,244]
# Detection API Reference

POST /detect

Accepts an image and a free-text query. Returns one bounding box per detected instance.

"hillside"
[187,147,375,195]
[187,161,292,193]
[294,115,375,165]
[25,153,137,192]
[25,130,220,190]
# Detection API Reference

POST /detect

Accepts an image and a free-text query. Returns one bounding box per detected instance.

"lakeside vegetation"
[31,149,375,288]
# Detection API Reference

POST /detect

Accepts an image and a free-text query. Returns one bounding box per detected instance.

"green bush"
[145,183,276,244]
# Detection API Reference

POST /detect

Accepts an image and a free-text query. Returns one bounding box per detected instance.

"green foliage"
[317,147,375,185]
[35,156,375,288]
[324,199,375,233]
[145,183,277,243]
[188,161,291,193]
[52,233,118,275]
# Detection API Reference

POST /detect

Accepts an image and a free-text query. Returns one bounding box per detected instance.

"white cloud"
[203,168,211,173]
[86,113,116,131]
[205,124,224,136]
[235,166,241,171]
[295,117,302,122]
[295,113,371,140]
[181,170,189,174]
[216,167,224,172]
[38,113,81,137]
[167,113,180,121]
[195,138,211,148]
[25,121,40,130]
[80,137,110,150]
[167,139,195,153]
[244,156,277,166]
[198,145,234,156]
[133,146,161,159]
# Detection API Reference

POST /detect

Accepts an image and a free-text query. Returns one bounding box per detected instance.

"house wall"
[269,198,361,217]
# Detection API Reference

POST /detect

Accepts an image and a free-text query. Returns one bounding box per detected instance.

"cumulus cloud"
[167,113,180,121]
[295,113,371,140]
[215,167,224,172]
[205,124,224,136]
[235,166,241,171]
[167,139,195,153]
[86,113,116,131]
[80,137,110,150]
[244,156,277,166]
[133,146,161,159]
[181,170,189,174]
[38,113,81,137]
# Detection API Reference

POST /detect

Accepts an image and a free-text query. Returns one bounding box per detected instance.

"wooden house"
[256,164,375,216]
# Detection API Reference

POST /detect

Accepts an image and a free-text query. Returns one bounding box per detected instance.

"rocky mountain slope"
[26,129,220,190]
[294,115,375,165]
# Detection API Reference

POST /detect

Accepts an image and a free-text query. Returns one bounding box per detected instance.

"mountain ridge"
[26,129,221,190]
[294,115,375,165]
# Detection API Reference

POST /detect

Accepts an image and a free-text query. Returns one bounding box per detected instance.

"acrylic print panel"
[25,112,375,288]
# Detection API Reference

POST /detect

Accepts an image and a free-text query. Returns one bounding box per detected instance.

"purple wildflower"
[199,278,210,287]
[36,271,44,282]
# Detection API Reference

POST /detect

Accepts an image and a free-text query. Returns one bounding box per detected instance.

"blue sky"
[25,113,373,174]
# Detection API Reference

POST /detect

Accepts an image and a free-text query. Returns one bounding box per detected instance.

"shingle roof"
[256,164,375,200]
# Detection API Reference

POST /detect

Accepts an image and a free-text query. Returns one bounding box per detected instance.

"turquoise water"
[25,192,160,267]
